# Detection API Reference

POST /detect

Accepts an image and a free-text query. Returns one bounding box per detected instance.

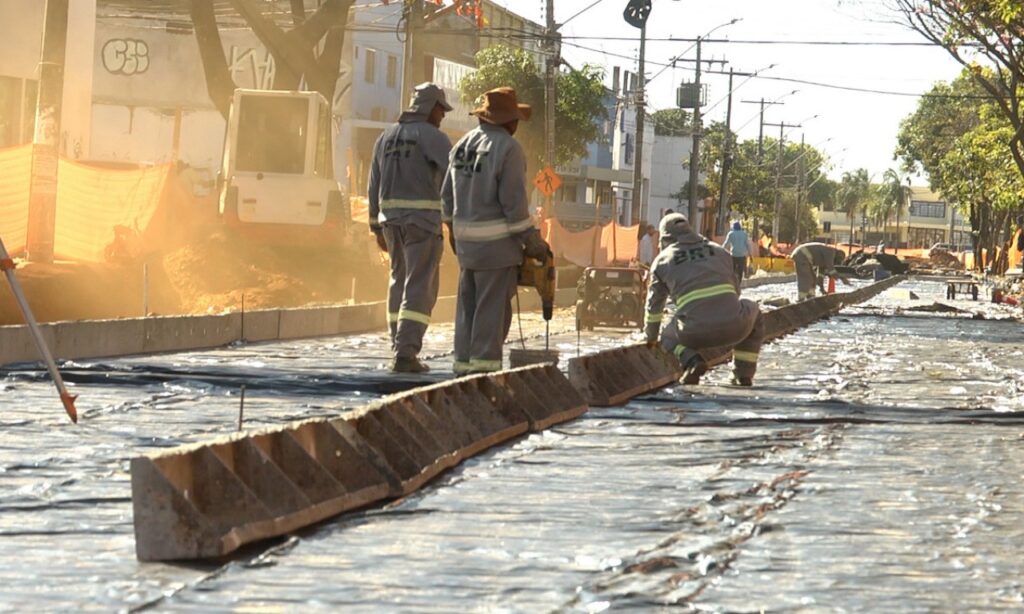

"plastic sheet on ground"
[3,279,1024,610]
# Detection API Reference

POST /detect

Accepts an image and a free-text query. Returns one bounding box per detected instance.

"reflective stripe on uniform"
[453,361,472,373]
[733,350,759,363]
[453,217,534,242]
[381,198,442,211]
[675,283,737,309]
[673,344,688,359]
[645,312,664,324]
[469,358,503,371]
[387,312,400,324]
[398,308,431,325]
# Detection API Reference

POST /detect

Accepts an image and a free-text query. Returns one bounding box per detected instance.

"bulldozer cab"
[220,89,345,236]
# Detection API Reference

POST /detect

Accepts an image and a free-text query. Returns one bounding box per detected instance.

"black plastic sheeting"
[3,280,1024,611]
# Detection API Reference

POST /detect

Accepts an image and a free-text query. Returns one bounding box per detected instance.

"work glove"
[445,222,457,254]
[523,229,551,260]
[372,228,388,253]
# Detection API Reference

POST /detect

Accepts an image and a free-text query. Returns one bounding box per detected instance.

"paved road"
[3,279,1024,611]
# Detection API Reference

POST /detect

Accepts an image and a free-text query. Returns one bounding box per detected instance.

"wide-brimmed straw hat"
[470,87,532,125]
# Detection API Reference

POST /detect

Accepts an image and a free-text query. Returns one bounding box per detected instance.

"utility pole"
[400,0,424,113]
[765,121,799,242]
[26,0,70,263]
[716,68,734,237]
[630,23,646,225]
[686,37,703,224]
[795,133,805,244]
[544,0,558,215]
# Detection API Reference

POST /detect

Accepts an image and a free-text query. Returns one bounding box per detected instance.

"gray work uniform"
[367,112,452,358]
[790,242,843,300]
[441,123,536,374]
[645,232,764,380]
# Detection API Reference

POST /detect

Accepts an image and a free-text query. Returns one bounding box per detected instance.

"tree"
[651,109,691,137]
[896,69,1024,269]
[837,169,872,248]
[190,0,353,119]
[872,168,911,247]
[893,0,1024,178]
[459,45,608,174]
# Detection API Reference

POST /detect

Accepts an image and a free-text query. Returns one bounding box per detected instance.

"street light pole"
[630,23,646,226]
[716,68,734,237]
[686,37,703,224]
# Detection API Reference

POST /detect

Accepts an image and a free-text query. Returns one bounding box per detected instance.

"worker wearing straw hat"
[441,87,550,374]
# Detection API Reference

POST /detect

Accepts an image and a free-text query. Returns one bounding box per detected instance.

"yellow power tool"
[518,251,556,322]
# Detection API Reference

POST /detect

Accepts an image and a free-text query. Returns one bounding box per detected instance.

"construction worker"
[790,241,847,301]
[644,213,764,386]
[367,83,454,372]
[441,87,549,374]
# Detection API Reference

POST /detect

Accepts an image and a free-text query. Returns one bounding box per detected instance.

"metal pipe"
[0,236,77,422]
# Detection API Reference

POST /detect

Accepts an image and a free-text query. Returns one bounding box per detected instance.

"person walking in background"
[367,83,453,373]
[723,221,752,282]
[637,224,657,266]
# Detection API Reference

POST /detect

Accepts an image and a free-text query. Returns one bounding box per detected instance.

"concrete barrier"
[570,276,905,406]
[131,363,586,561]
[0,288,576,367]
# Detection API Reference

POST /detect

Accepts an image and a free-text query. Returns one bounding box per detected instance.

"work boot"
[392,356,430,373]
[679,357,708,385]
[732,376,753,387]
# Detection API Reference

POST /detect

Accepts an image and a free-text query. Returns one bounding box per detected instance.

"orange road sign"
[533,166,562,197]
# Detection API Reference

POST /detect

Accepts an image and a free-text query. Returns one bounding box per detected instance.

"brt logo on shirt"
[384,139,418,159]
[671,244,714,265]
[453,145,490,174]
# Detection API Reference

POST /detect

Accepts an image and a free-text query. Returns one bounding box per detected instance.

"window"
[909,200,946,218]
[0,76,37,147]
[624,133,634,165]
[235,95,309,174]
[386,55,398,89]
[364,48,377,84]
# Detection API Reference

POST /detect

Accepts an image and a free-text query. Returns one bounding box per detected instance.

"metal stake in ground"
[0,236,77,422]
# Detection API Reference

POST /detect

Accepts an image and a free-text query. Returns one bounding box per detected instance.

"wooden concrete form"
[131,364,587,561]
[570,276,905,406]
[0,288,576,367]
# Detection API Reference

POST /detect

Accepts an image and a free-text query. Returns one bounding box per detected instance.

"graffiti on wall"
[229,46,276,89]
[102,38,150,75]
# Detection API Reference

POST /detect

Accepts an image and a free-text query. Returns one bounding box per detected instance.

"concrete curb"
[0,287,577,368]
[131,363,586,561]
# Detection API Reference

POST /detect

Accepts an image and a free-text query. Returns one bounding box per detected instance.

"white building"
[610,71,654,227]
[647,134,693,228]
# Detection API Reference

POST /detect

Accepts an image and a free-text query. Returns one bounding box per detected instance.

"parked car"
[929,242,973,256]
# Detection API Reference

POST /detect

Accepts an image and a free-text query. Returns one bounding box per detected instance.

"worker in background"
[367,83,453,373]
[790,241,847,301]
[638,224,657,266]
[644,213,764,386]
[441,87,549,374]
[723,220,752,282]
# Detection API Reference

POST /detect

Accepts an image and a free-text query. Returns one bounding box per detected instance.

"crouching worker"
[644,213,764,386]
[790,241,847,301]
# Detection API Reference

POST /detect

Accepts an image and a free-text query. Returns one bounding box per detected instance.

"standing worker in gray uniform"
[368,83,453,373]
[644,213,764,386]
[441,87,550,374]
[789,241,847,301]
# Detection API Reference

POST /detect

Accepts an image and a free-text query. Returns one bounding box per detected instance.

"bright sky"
[493,0,965,183]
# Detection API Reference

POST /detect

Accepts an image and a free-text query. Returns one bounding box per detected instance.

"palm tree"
[878,168,911,251]
[837,169,871,253]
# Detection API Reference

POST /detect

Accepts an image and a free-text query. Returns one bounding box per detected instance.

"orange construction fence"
[0,144,194,262]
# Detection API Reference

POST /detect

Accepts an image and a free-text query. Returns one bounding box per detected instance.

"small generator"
[575,266,648,331]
